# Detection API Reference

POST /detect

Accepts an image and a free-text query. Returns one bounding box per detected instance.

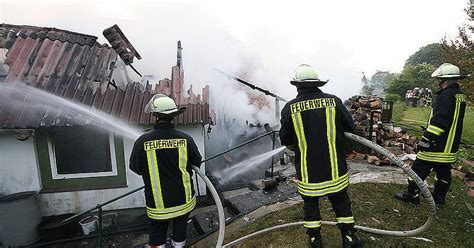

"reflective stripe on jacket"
[417,83,466,164]
[279,88,355,197]
[130,122,202,220]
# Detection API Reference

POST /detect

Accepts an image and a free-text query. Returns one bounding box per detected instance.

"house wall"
[0,132,41,195]
[0,125,206,216]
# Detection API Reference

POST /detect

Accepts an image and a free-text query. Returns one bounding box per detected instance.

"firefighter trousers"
[408,159,452,200]
[302,189,354,236]
[148,213,190,246]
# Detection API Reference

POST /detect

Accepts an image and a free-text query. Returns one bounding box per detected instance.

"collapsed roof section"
[0,24,212,128]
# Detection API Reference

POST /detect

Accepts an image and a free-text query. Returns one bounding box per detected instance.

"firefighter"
[412,87,420,107]
[395,63,467,205]
[280,64,363,248]
[130,94,202,248]
[425,88,433,107]
[405,90,412,106]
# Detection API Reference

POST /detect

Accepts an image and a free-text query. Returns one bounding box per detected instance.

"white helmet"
[431,63,467,79]
[290,64,328,87]
[144,94,186,117]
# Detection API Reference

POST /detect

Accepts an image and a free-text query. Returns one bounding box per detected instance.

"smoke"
[0,1,366,187]
[0,1,367,127]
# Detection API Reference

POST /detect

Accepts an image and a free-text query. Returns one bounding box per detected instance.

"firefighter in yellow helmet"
[129,94,202,248]
[279,64,362,248]
[395,63,467,205]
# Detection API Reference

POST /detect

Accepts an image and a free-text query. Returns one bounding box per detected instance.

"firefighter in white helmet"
[129,94,202,248]
[395,63,468,205]
[279,64,363,247]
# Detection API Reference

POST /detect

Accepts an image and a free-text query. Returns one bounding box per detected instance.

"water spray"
[0,84,142,140]
[213,146,286,185]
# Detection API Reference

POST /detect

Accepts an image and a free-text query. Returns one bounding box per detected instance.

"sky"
[0,0,469,123]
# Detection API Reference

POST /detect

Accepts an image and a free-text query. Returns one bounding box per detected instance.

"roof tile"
[0,24,211,128]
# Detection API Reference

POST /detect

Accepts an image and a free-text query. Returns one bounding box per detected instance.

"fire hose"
[192,165,226,247]
[195,132,436,248]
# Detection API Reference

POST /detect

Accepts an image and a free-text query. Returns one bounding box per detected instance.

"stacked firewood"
[344,95,384,137]
[344,95,420,165]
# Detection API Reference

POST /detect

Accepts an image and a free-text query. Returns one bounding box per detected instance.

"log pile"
[344,95,384,137]
[344,95,419,165]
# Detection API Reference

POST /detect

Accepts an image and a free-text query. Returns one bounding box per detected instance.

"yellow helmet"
[290,64,328,87]
[144,94,186,117]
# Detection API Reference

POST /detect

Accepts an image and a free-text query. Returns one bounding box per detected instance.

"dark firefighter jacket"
[280,88,355,197]
[130,122,202,220]
[417,83,466,164]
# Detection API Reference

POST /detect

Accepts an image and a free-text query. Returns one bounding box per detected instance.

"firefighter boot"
[395,180,420,204]
[307,228,323,248]
[171,240,186,248]
[339,224,363,248]
[432,179,450,205]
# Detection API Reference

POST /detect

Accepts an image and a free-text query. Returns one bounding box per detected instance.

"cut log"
[367,155,380,164]
[262,178,278,190]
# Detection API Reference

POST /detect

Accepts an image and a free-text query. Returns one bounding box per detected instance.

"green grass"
[224,180,474,247]
[402,106,431,123]
[462,107,474,145]
[458,146,474,162]
[393,104,474,145]
[392,102,407,123]
[392,104,474,168]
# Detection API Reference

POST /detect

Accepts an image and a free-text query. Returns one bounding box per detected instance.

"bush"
[385,93,401,102]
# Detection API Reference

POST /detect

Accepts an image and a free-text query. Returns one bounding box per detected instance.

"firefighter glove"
[417,138,433,151]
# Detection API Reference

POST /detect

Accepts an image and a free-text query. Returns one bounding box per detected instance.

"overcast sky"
[0,0,469,106]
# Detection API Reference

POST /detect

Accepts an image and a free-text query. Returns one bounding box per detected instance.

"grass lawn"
[392,103,474,163]
[392,103,474,145]
[224,180,474,247]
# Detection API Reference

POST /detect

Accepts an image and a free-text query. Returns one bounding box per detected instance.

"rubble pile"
[344,95,420,165]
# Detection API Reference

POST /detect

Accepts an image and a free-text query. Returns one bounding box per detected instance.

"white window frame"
[47,133,118,179]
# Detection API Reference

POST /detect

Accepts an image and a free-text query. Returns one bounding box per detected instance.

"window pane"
[52,126,112,174]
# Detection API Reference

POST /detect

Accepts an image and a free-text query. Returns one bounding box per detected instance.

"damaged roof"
[0,24,211,128]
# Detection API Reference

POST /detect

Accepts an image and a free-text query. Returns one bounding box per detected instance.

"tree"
[441,1,473,101]
[385,63,437,98]
[370,71,397,96]
[360,72,373,95]
[405,43,444,67]
[371,71,397,86]
[359,71,397,96]
[385,42,443,99]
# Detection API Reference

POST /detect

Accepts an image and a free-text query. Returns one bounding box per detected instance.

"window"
[36,126,127,192]
[49,127,115,178]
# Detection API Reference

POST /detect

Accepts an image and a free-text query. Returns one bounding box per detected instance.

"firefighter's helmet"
[144,94,186,117]
[290,64,328,87]
[431,63,467,80]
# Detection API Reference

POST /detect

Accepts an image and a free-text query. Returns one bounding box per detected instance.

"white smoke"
[0,1,389,126]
